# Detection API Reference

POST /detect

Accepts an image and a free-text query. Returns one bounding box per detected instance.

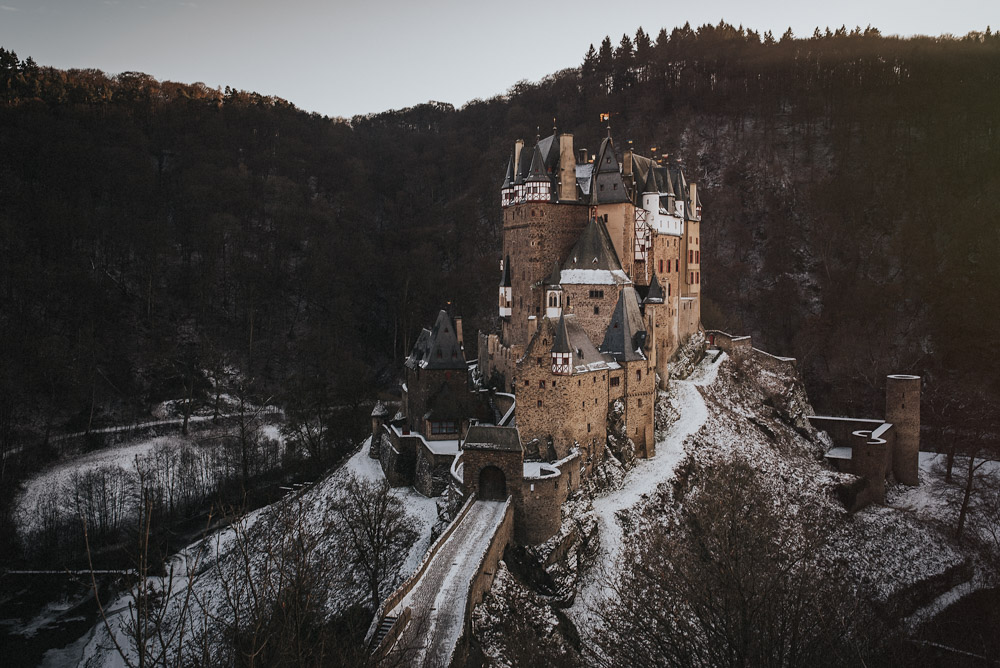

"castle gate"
[478,466,507,500]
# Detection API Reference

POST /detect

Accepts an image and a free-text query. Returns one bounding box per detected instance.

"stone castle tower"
[480,127,704,467]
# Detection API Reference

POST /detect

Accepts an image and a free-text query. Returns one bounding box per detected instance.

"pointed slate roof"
[546,261,562,287]
[406,310,466,370]
[502,153,514,190]
[525,145,549,183]
[560,217,630,285]
[644,273,664,304]
[500,254,512,287]
[642,164,659,194]
[552,313,572,353]
[590,136,630,204]
[600,287,648,362]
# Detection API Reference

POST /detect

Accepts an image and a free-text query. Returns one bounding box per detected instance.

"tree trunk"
[956,454,976,541]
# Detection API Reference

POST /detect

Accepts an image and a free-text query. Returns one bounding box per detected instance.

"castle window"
[600,184,604,191]
[611,376,620,387]
[697,272,700,283]
[525,380,529,387]
[689,250,693,263]
[538,357,543,366]
[675,259,679,271]
[593,306,600,315]
[613,183,617,190]
[696,250,700,263]
[593,377,596,384]
[430,420,459,435]
[537,400,542,407]
[588,289,604,299]
[659,259,664,273]
[636,370,642,381]
[539,380,545,388]
[668,284,671,296]
[582,401,585,408]
[578,380,581,386]
[638,398,643,407]
[552,381,556,387]
[587,423,591,432]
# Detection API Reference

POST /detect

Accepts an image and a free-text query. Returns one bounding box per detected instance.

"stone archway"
[478,465,507,501]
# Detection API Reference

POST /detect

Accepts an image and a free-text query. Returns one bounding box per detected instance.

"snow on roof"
[523,462,559,480]
[559,268,630,285]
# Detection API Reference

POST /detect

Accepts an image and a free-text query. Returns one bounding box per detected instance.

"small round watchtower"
[885,374,921,486]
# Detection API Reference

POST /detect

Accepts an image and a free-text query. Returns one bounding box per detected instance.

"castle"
[370,127,706,544]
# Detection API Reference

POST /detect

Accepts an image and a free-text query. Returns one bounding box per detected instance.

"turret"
[525,145,551,202]
[498,255,512,318]
[551,313,573,375]
[501,153,515,207]
[544,262,563,319]
[886,374,921,486]
[641,166,659,213]
[513,139,525,203]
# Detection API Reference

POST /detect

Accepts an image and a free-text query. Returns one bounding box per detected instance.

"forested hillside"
[2,22,998,485]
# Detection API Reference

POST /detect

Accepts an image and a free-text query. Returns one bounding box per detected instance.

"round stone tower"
[885,374,921,486]
[851,430,889,504]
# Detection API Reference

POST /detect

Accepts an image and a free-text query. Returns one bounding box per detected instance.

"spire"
[502,153,514,189]
[525,145,548,182]
[552,313,572,353]
[645,272,664,304]
[563,216,625,274]
[500,254,512,287]
[546,261,561,287]
[600,288,648,362]
[642,164,659,194]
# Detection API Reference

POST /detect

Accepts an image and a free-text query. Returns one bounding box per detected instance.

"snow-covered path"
[570,352,726,628]
[394,500,509,668]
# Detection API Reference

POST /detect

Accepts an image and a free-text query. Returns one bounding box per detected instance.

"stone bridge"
[366,495,514,667]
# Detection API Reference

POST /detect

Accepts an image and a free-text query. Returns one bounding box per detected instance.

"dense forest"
[2,24,999,541]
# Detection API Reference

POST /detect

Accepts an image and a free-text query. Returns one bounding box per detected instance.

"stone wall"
[378,426,419,488]
[503,201,588,347]
[519,469,566,545]
[751,347,798,374]
[560,284,620,345]
[705,330,753,360]
[514,359,609,463]
[621,358,657,457]
[415,444,457,497]
[404,365,470,436]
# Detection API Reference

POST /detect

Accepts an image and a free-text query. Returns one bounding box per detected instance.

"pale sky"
[0,0,996,118]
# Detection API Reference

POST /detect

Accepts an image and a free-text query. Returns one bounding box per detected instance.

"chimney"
[454,316,464,351]
[558,134,576,202]
[578,148,588,165]
[689,182,697,206]
[513,139,524,179]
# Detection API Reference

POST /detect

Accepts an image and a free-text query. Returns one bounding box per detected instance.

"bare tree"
[590,460,887,668]
[330,474,419,612]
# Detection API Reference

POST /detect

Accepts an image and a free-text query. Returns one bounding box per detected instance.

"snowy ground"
[15,435,195,535]
[569,352,727,631]
[57,442,441,668]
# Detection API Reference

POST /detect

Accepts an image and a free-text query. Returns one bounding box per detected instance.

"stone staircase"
[371,614,399,648]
